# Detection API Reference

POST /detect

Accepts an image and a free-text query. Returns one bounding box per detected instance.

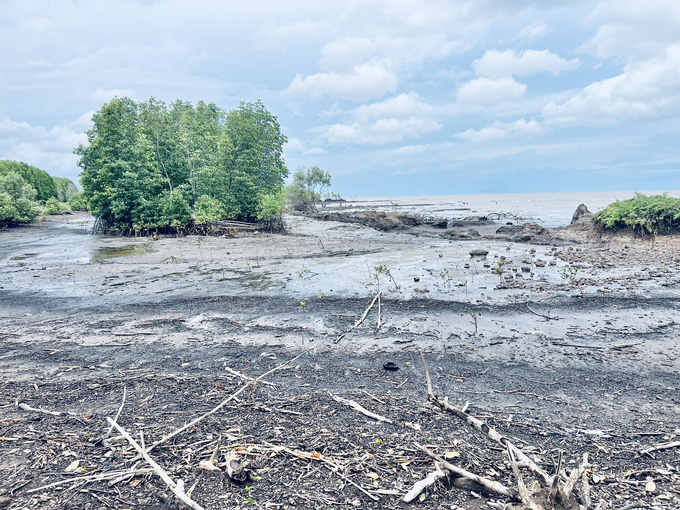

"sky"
[1,0,679,197]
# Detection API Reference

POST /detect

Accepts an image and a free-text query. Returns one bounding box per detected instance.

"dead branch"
[419,352,553,486]
[403,461,446,503]
[138,348,312,458]
[107,417,205,510]
[415,443,518,500]
[28,468,154,493]
[329,392,392,423]
[508,444,542,510]
[640,440,680,455]
[335,292,380,343]
[104,385,126,446]
[224,367,276,387]
[18,402,61,416]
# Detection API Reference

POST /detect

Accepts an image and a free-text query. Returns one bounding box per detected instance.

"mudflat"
[0,206,678,510]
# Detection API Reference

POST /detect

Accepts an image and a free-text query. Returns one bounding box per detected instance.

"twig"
[104,385,126,444]
[640,440,680,455]
[403,461,445,502]
[28,469,154,493]
[508,444,540,509]
[139,348,311,457]
[416,443,518,500]
[107,417,205,510]
[376,292,382,332]
[419,352,552,486]
[335,293,380,343]
[526,304,561,321]
[18,402,60,416]
[224,367,276,387]
[562,452,589,499]
[329,392,392,423]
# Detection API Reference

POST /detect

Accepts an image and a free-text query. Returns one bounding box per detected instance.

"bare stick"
[581,466,592,510]
[140,348,311,456]
[403,461,446,502]
[18,403,60,416]
[335,292,380,343]
[508,444,541,510]
[419,352,552,487]
[224,367,276,387]
[562,452,589,499]
[107,417,205,510]
[416,443,518,500]
[329,392,392,423]
[376,292,382,332]
[640,440,680,455]
[28,468,154,493]
[105,385,126,443]
[548,450,562,500]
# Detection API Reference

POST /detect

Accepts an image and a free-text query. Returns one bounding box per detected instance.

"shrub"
[0,172,41,224]
[193,195,226,225]
[256,190,287,232]
[44,198,62,214]
[594,193,680,235]
[68,192,88,211]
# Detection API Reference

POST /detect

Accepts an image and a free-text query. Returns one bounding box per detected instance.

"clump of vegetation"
[75,97,288,235]
[0,171,42,225]
[67,192,88,211]
[286,165,333,212]
[0,160,78,203]
[560,264,579,282]
[594,193,680,235]
[43,197,72,215]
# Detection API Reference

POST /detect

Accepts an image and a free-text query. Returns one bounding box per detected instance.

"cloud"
[579,0,680,61]
[0,116,87,180]
[543,43,680,125]
[512,21,548,44]
[284,137,327,156]
[320,117,441,145]
[90,88,137,103]
[473,49,580,79]
[457,77,527,106]
[455,118,546,142]
[352,92,433,121]
[255,21,331,51]
[284,63,398,101]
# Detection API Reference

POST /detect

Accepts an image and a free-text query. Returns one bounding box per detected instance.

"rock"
[535,259,547,267]
[413,277,420,282]
[430,218,448,228]
[445,229,480,239]
[495,223,549,243]
[521,266,531,272]
[383,362,399,371]
[571,203,594,225]
[469,249,489,257]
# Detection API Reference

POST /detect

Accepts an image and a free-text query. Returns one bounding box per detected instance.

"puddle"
[90,244,155,263]
[10,253,38,260]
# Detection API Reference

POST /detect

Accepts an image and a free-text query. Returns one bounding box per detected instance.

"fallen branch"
[224,367,276,387]
[329,392,392,423]
[28,468,154,493]
[403,461,446,503]
[138,348,312,458]
[526,304,562,321]
[508,444,541,510]
[335,292,380,343]
[419,352,552,487]
[640,440,680,455]
[107,417,205,510]
[415,443,518,500]
[104,385,126,447]
[18,402,60,416]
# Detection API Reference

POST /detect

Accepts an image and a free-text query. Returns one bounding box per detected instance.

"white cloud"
[512,21,548,44]
[320,117,441,145]
[352,92,433,121]
[284,137,327,156]
[579,0,680,61]
[455,118,546,142]
[255,21,331,51]
[90,88,137,103]
[473,49,579,79]
[543,44,680,125]
[0,116,87,180]
[284,63,398,101]
[457,77,527,106]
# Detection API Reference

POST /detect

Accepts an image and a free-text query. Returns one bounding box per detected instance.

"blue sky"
[1,0,679,197]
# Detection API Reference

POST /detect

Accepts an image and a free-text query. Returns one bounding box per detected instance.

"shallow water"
[90,244,155,263]
[346,190,680,227]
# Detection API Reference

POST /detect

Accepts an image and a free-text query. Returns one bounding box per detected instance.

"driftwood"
[415,443,518,500]
[403,461,446,502]
[334,292,380,343]
[640,440,680,455]
[107,417,205,510]
[419,352,553,486]
[329,392,392,423]
[18,402,61,416]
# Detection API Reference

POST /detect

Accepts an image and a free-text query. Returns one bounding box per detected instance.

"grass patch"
[594,193,680,235]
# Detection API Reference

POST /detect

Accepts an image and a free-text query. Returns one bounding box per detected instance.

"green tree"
[0,171,42,224]
[286,165,332,212]
[0,160,57,202]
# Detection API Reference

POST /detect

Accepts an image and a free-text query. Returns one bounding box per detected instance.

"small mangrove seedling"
[439,268,451,291]
[493,259,506,284]
[246,261,251,272]
[299,300,306,313]
[296,267,312,279]
[560,265,579,283]
[470,312,480,336]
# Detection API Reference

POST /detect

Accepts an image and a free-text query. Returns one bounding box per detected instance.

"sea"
[348,190,680,228]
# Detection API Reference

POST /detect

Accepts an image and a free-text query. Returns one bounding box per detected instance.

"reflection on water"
[90,244,155,263]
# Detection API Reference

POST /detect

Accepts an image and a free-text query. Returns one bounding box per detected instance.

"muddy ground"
[0,209,679,510]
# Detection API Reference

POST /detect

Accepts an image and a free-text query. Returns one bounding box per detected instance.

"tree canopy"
[75,97,289,232]
[286,165,333,212]
[0,171,42,225]
[0,160,57,202]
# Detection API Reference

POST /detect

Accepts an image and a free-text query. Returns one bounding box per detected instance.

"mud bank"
[1,211,679,509]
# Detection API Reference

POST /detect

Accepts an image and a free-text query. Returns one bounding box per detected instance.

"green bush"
[0,172,42,224]
[594,193,680,235]
[53,177,78,201]
[256,190,287,232]
[68,192,88,211]
[44,197,61,214]
[193,195,226,225]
